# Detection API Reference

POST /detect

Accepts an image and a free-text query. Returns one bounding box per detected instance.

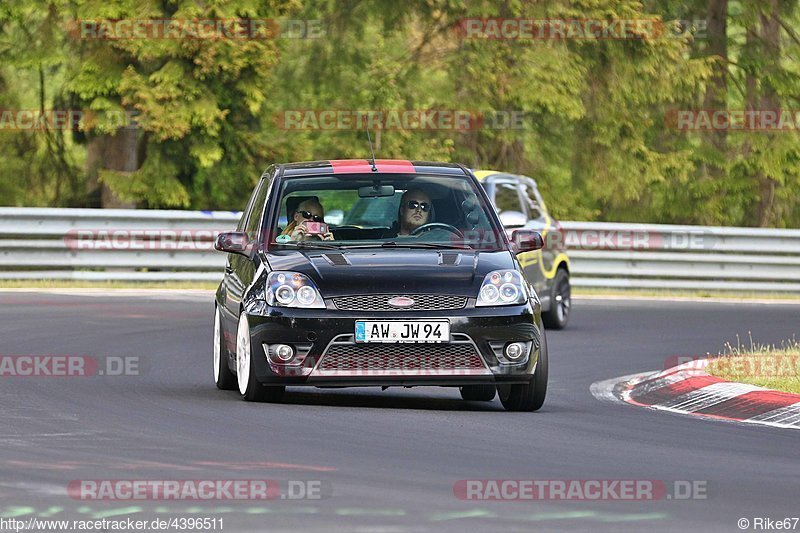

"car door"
[518,177,557,292]
[221,172,272,336]
[488,176,547,296]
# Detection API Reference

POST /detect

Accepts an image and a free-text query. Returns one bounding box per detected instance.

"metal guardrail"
[1,208,799,292]
[0,208,238,282]
[559,222,800,292]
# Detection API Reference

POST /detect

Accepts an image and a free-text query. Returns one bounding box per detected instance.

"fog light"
[272,344,295,363]
[504,342,525,361]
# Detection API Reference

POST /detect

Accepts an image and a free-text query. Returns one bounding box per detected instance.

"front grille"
[333,294,467,312]
[313,338,489,377]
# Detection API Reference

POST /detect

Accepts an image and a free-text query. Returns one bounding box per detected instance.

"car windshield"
[268,174,506,251]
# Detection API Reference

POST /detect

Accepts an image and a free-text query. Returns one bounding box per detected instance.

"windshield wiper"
[275,241,343,250]
[377,241,474,250]
[275,241,474,250]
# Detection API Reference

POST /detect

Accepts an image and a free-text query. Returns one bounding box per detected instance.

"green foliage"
[0,0,798,226]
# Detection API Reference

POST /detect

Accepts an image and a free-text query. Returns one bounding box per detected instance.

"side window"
[244,178,269,242]
[235,205,249,232]
[521,181,545,220]
[494,182,526,215]
[237,180,261,231]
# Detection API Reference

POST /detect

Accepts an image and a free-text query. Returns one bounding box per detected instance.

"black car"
[213,159,549,411]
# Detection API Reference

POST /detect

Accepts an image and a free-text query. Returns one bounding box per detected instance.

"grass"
[705,334,800,394]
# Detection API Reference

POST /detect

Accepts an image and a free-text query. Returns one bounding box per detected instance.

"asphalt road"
[0,291,798,532]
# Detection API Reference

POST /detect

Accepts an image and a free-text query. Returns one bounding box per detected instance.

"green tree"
[1,0,798,227]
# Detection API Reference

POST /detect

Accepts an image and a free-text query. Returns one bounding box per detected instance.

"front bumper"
[244,301,543,387]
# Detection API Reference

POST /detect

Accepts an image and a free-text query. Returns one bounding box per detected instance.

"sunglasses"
[405,200,431,212]
[298,210,324,222]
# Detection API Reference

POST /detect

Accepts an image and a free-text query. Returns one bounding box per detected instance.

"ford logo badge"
[387,296,415,308]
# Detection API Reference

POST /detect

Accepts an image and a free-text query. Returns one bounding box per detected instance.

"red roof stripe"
[329,159,416,174]
[329,159,371,174]
[375,159,416,173]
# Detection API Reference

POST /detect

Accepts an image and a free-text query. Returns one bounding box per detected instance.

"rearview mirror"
[511,230,544,253]
[214,231,249,255]
[358,184,395,198]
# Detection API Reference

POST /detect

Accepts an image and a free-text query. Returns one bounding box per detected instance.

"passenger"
[281,197,334,241]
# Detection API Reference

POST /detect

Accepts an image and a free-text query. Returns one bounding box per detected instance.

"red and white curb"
[591,359,800,430]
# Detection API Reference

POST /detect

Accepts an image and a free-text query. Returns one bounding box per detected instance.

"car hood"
[262,248,515,297]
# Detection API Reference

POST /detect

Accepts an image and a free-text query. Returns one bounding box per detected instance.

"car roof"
[471,169,503,181]
[472,169,538,187]
[277,159,469,177]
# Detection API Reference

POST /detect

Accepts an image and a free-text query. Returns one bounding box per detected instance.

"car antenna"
[366,129,378,172]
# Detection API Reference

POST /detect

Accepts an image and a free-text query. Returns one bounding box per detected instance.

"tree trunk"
[755,0,780,227]
[85,125,140,208]
[703,0,728,158]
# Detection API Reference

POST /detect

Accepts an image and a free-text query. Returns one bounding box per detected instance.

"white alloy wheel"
[236,312,251,396]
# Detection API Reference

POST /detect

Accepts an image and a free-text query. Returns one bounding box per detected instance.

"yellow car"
[473,170,571,329]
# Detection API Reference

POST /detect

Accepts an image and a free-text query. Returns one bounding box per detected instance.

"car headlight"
[266,271,325,308]
[476,269,528,306]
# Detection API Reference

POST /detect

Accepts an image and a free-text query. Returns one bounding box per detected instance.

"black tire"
[213,307,237,390]
[245,382,285,403]
[459,384,497,402]
[542,268,570,330]
[236,312,285,403]
[498,332,548,412]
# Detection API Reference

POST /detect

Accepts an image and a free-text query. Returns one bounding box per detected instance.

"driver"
[396,188,432,236]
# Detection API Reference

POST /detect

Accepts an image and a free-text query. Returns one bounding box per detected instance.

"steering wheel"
[411,223,464,238]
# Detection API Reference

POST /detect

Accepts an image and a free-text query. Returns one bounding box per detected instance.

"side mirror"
[499,210,527,228]
[511,230,544,253]
[214,231,249,255]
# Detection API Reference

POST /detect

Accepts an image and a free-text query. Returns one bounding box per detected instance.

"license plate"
[355,320,450,343]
